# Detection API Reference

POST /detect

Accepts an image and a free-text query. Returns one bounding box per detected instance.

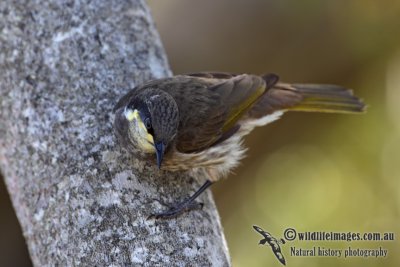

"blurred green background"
[1,0,399,266]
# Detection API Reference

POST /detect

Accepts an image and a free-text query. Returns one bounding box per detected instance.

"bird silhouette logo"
[253,225,286,265]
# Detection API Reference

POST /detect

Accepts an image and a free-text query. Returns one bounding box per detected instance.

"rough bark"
[0,0,230,266]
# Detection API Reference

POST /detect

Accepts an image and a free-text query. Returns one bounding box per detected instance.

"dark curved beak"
[155,142,165,169]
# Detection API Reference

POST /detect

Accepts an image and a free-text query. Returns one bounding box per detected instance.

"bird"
[253,225,286,265]
[113,72,365,218]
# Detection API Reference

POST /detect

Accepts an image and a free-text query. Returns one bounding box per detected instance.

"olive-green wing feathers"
[173,73,279,153]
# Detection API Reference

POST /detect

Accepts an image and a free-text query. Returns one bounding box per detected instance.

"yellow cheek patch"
[124,108,136,121]
[136,113,148,133]
[136,125,155,152]
[145,133,154,145]
[126,108,155,153]
[138,136,155,152]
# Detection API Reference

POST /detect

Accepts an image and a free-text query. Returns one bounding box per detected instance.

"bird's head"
[114,89,179,168]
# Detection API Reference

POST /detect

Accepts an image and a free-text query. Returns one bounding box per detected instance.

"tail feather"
[276,83,366,114]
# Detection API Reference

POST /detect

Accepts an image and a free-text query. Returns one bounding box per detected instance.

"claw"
[148,200,203,219]
[147,180,213,220]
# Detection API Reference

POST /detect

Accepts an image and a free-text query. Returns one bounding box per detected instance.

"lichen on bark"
[0,0,230,266]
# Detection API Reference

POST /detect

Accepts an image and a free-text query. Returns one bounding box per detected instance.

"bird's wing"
[185,72,239,80]
[172,73,279,153]
[253,225,271,238]
[270,242,286,265]
[247,83,303,118]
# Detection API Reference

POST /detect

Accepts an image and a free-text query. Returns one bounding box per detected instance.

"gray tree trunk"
[0,0,230,266]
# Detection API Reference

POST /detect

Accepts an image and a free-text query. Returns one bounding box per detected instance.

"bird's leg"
[149,180,213,219]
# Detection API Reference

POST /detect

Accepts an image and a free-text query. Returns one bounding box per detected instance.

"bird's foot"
[148,180,213,219]
[148,198,204,219]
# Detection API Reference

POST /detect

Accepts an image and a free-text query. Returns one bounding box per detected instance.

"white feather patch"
[246,111,284,127]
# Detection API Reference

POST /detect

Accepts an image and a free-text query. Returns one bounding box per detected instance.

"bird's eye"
[144,117,152,130]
